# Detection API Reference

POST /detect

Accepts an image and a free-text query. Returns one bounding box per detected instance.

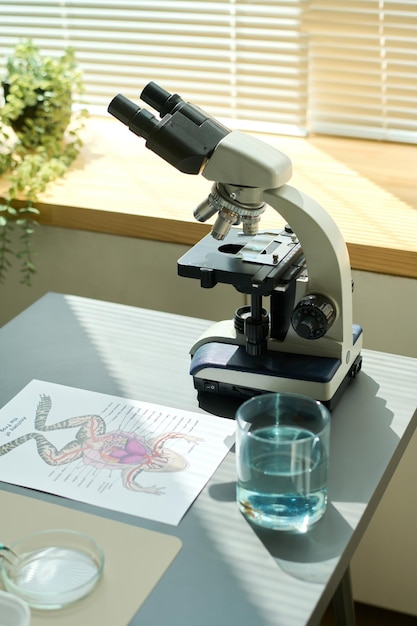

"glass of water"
[236,392,331,533]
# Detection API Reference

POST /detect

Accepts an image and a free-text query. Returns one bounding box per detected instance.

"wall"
[2,226,416,359]
[1,224,417,615]
[0,225,245,326]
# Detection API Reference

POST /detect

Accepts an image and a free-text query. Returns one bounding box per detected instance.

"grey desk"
[0,293,416,626]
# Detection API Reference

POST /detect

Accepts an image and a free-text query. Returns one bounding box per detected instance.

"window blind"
[0,0,308,136]
[0,1,416,142]
[306,1,417,142]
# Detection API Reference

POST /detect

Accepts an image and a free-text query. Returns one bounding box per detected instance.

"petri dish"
[0,589,31,626]
[1,529,104,610]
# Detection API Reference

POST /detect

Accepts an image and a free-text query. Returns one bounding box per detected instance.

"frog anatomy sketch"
[0,394,202,495]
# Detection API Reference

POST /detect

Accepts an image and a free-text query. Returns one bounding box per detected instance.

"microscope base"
[190,337,362,412]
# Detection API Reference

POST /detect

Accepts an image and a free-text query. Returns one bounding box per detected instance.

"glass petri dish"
[1,529,104,610]
[0,589,31,626]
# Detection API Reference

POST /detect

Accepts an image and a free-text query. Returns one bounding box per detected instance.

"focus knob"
[291,294,336,340]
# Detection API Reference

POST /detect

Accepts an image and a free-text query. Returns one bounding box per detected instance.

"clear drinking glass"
[236,392,331,533]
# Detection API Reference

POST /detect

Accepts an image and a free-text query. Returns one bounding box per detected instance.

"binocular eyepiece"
[108,82,229,174]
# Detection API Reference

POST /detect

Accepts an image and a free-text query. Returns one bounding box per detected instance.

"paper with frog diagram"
[0,380,235,525]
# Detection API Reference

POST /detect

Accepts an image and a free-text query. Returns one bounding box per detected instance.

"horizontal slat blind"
[234,1,308,133]
[1,1,416,142]
[0,0,308,136]
[306,0,417,142]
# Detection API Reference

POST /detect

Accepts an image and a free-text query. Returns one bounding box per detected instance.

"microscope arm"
[201,130,356,360]
[263,185,354,349]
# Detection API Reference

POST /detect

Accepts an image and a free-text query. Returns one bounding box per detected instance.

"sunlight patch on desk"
[192,459,328,626]
[64,294,212,409]
[360,353,417,437]
[331,501,367,529]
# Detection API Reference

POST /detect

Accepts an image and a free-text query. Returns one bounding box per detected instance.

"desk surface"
[0,293,416,626]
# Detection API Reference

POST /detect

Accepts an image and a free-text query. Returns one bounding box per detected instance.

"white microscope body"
[108,84,363,409]
[188,131,362,406]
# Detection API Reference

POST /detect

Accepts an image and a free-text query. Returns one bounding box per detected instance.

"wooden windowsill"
[1,115,416,278]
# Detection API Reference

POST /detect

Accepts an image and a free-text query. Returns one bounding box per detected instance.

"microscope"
[108,83,363,410]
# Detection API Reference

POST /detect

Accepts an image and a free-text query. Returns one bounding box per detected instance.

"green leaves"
[0,204,40,285]
[0,39,86,285]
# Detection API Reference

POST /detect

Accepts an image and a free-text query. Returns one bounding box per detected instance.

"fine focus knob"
[291,294,336,340]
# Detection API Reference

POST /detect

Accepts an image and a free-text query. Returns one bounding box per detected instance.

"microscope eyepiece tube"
[132,109,160,140]
[108,94,138,126]
[140,82,182,116]
[107,94,159,140]
[140,82,171,110]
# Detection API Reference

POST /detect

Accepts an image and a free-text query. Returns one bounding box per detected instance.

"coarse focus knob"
[291,294,336,340]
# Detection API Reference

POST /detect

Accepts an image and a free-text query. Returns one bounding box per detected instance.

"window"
[0,1,416,142]
[307,1,417,142]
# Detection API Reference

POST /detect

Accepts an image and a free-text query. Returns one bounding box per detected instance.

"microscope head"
[108,82,230,175]
[108,83,292,239]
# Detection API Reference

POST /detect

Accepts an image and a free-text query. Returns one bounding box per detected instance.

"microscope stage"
[178,228,305,295]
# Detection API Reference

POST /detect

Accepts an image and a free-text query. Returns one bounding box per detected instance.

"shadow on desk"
[250,504,355,584]
[208,369,399,586]
[209,477,356,585]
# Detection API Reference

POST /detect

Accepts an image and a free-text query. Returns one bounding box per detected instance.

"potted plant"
[0,39,87,285]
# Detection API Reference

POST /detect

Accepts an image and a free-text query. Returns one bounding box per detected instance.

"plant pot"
[3,82,40,133]
[2,82,72,146]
